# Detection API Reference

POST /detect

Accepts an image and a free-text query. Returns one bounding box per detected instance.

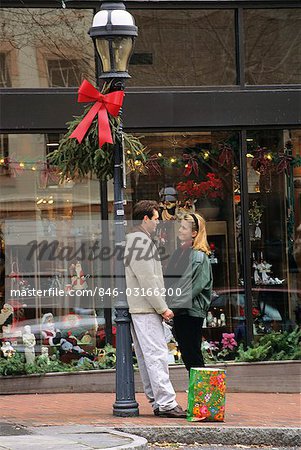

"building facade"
[0,0,300,366]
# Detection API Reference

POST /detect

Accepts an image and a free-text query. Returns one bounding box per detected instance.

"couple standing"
[125,200,213,418]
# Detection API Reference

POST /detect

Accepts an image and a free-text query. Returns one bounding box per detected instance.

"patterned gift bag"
[187,367,226,422]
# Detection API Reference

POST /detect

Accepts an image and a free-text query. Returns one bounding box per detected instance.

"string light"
[19,162,25,168]
[31,166,36,171]
[266,153,273,160]
[157,153,162,157]
[203,151,210,160]
[36,195,55,206]
[170,157,176,163]
[246,153,254,158]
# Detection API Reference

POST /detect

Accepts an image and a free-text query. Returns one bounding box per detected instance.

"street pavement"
[0,392,299,449]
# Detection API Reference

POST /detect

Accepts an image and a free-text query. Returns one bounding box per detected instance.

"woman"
[165,213,213,372]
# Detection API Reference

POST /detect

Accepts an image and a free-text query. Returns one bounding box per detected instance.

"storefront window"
[0,133,114,367]
[128,131,244,343]
[1,129,299,369]
[244,9,301,85]
[245,129,301,334]
[127,9,236,87]
[0,8,95,88]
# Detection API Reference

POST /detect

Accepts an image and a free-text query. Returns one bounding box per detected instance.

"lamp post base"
[114,307,139,417]
[113,400,139,417]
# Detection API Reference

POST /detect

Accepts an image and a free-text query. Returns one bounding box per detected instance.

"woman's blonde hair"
[183,213,211,255]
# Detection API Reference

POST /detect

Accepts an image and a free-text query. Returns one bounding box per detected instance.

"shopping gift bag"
[187,367,226,422]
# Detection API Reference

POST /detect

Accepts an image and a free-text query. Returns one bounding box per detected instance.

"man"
[125,200,186,418]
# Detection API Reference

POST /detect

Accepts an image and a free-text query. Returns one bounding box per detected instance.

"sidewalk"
[0,392,299,427]
[0,392,300,448]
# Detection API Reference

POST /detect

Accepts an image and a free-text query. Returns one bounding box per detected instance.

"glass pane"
[127,131,244,352]
[128,9,236,87]
[96,39,111,73]
[245,129,301,335]
[0,8,95,88]
[245,9,301,85]
[0,133,116,367]
[113,37,133,72]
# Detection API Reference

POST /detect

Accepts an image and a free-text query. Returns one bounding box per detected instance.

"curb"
[0,425,148,450]
[115,426,301,447]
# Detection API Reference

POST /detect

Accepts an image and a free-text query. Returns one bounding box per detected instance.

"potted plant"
[176,173,224,220]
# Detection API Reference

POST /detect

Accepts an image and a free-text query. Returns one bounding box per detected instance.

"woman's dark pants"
[173,315,205,372]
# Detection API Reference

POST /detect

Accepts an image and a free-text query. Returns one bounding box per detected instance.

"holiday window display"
[0,303,14,338]
[41,313,61,346]
[58,332,94,363]
[205,309,227,328]
[8,261,30,294]
[70,261,88,291]
[252,253,285,285]
[1,341,15,358]
[39,346,50,364]
[248,201,264,241]
[22,325,36,364]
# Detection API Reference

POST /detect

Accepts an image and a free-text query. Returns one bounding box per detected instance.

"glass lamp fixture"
[89,1,138,79]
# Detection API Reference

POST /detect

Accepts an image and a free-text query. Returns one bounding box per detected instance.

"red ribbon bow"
[69,79,124,148]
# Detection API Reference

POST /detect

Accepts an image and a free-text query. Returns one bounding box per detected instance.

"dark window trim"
[1,89,300,131]
[1,1,300,8]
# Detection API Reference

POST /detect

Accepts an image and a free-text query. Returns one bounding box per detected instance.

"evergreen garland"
[47,82,147,182]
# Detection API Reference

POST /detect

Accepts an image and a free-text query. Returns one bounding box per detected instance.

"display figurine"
[209,243,218,264]
[41,312,61,346]
[70,261,88,290]
[39,346,50,364]
[59,332,94,361]
[253,260,261,285]
[175,199,196,220]
[254,223,262,239]
[1,341,15,358]
[220,313,226,327]
[22,325,36,364]
[0,303,14,337]
[212,317,218,328]
[207,311,214,327]
[258,260,272,284]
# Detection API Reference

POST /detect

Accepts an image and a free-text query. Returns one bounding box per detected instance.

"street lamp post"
[89,1,139,417]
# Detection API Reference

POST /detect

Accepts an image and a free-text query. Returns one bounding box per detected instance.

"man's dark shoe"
[153,407,159,416]
[158,405,187,418]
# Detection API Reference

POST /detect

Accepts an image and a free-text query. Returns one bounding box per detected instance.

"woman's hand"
[162,308,174,321]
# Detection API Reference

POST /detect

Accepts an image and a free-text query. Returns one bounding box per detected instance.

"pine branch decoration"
[47,83,147,182]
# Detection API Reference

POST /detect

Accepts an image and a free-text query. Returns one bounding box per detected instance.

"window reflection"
[245,9,301,85]
[128,9,236,86]
[0,8,95,88]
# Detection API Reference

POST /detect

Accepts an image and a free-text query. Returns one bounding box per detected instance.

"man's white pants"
[131,313,177,412]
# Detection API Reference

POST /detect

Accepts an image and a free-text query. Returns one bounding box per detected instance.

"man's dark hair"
[133,200,159,222]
